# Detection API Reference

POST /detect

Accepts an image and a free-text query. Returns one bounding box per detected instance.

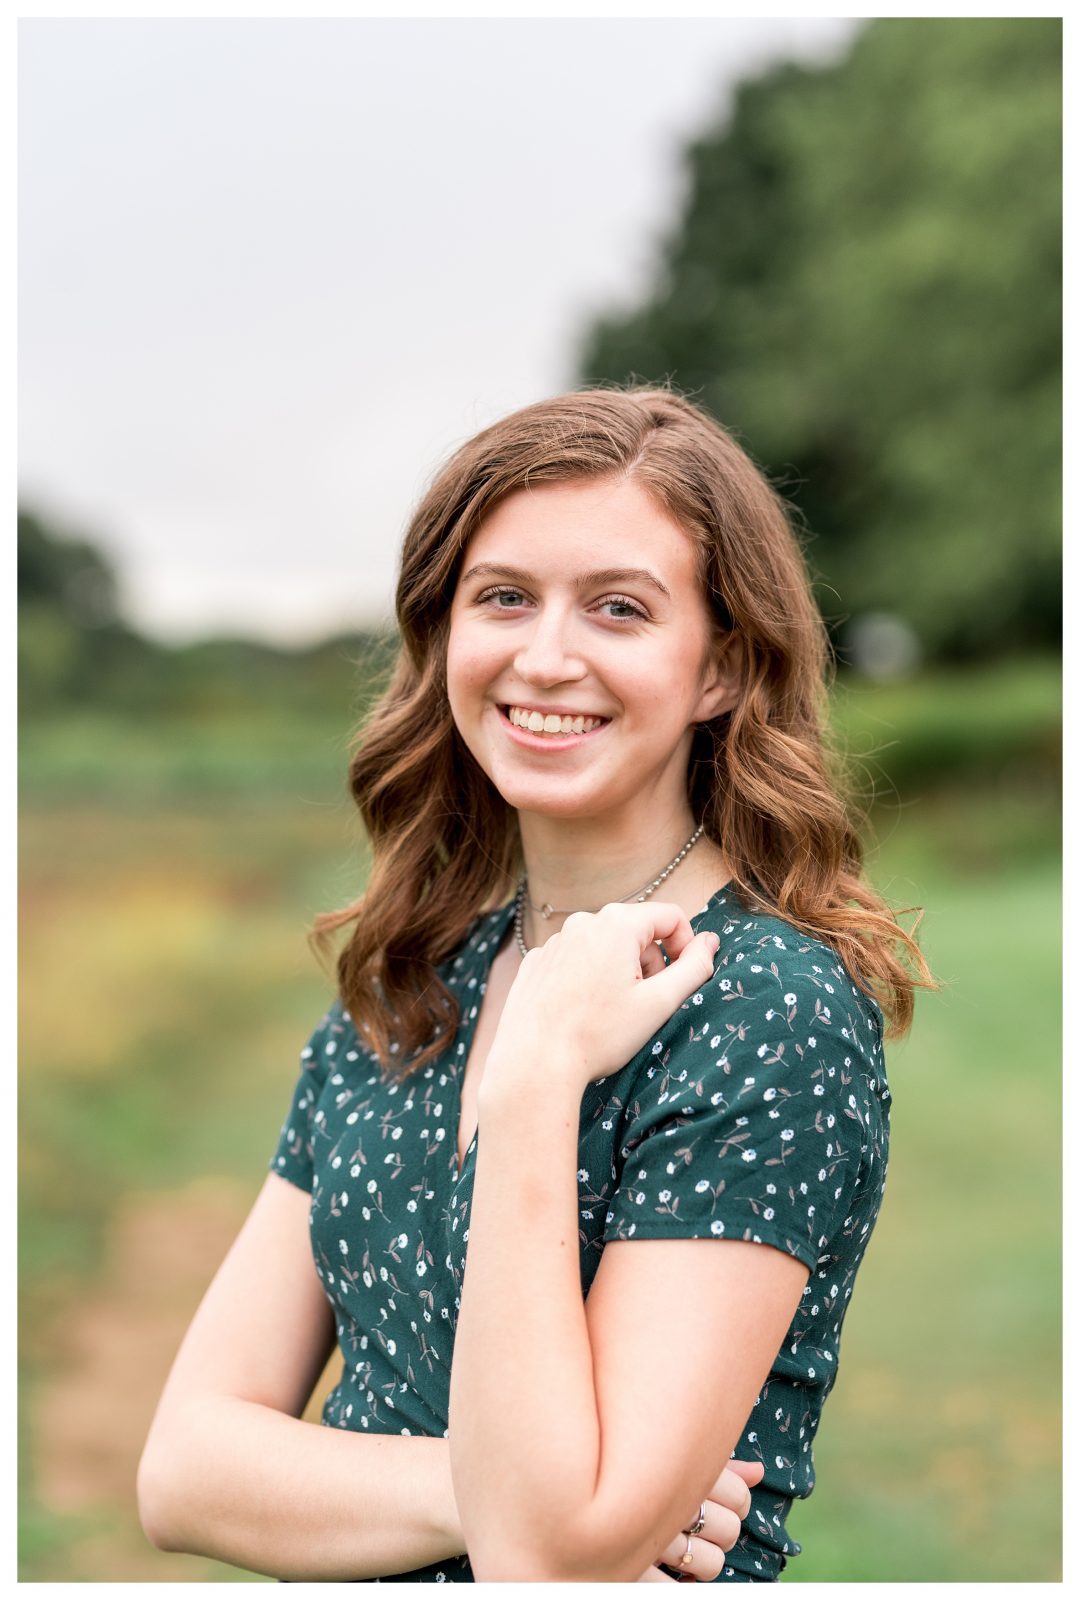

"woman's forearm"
[448,1075,607,1580]
[138,1392,464,1580]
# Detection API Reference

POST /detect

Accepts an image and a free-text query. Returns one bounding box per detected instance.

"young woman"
[138,388,929,1582]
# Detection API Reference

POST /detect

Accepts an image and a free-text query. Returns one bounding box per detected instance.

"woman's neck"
[515,804,732,944]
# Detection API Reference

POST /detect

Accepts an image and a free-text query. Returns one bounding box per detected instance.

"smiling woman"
[137,386,933,1583]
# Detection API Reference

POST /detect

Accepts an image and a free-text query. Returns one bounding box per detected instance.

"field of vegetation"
[18,657,1061,1582]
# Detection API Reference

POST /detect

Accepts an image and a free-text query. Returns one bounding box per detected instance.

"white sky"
[19,17,862,644]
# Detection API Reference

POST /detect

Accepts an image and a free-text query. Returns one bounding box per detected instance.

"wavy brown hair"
[314,386,933,1074]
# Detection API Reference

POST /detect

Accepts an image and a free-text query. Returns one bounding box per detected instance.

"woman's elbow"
[135,1435,185,1552]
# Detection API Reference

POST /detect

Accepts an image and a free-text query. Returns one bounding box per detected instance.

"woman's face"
[446,475,739,826]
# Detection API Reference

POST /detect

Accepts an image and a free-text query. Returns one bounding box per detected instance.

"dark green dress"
[270,884,890,1582]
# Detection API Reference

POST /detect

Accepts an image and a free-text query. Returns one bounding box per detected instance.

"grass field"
[18,662,1061,1582]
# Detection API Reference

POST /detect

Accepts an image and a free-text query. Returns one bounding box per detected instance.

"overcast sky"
[19,17,862,644]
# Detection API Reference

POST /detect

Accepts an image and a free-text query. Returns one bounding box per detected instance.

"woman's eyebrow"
[459,562,671,598]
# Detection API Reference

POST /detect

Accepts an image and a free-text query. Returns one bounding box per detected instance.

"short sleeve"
[602,955,884,1272]
[268,998,346,1193]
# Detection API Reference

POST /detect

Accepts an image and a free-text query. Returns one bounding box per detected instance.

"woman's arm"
[447,905,810,1582]
[137,1173,464,1580]
[449,1078,806,1582]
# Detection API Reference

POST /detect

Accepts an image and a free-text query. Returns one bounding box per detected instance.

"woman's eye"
[597,596,648,622]
[478,586,527,608]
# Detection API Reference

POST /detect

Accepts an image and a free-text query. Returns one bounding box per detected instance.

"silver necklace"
[513,822,705,959]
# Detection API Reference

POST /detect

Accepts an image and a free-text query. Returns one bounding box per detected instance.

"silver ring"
[684,1502,706,1537]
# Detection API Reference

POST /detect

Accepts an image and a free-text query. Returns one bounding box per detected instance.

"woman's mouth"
[501,705,610,738]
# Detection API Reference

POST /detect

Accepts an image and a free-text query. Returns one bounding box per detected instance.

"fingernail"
[706,933,720,955]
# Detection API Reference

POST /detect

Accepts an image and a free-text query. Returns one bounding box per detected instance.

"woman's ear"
[694,633,744,724]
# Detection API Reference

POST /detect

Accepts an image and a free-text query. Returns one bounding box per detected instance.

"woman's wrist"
[478,1048,580,1121]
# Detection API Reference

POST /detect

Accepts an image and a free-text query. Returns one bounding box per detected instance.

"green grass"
[18,662,1061,1581]
[785,860,1061,1580]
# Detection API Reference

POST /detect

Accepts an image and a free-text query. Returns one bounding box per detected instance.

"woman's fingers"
[656,1509,738,1581]
[637,1564,678,1582]
[635,929,719,1019]
[638,940,668,979]
[707,1461,761,1521]
[645,1457,762,1582]
[654,1531,723,1582]
[722,1457,766,1490]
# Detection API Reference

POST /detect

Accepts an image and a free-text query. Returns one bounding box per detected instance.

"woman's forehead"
[464,477,699,581]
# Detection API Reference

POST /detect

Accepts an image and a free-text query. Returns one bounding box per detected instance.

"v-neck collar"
[447,899,516,1183]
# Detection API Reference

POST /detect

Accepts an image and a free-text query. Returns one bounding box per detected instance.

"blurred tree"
[18,508,120,626]
[17,509,159,713]
[17,506,393,721]
[578,17,1061,661]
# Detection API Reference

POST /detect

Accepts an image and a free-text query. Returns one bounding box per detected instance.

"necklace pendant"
[539,902,555,920]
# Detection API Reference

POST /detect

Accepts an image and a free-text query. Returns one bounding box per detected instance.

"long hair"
[314,386,933,1074]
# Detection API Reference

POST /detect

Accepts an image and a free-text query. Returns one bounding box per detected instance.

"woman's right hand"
[637,1459,765,1582]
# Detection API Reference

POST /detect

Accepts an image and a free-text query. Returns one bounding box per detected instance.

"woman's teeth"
[507,706,604,736]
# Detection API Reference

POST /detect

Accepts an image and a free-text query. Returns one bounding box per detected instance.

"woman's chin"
[489,773,632,824]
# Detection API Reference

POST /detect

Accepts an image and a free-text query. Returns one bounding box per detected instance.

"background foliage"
[580,16,1061,662]
[19,14,1060,1584]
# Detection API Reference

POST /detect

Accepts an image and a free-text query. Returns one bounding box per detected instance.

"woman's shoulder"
[695,884,886,1046]
[603,884,891,1123]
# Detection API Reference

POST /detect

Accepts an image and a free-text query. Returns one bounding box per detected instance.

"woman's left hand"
[482,901,720,1100]
[646,1458,765,1582]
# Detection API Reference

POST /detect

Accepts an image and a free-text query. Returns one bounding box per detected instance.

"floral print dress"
[270,884,890,1582]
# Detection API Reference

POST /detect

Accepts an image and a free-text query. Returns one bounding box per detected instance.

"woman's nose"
[513,607,587,687]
